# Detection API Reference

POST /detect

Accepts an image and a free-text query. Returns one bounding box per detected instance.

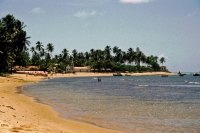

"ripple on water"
[23,76,200,133]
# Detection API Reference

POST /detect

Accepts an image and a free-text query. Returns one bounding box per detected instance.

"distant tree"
[61,48,69,60]
[104,45,112,60]
[35,41,43,52]
[154,56,158,63]
[126,48,136,65]
[113,46,122,63]
[46,43,54,58]
[159,57,166,66]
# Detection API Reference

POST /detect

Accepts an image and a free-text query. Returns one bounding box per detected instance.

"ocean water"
[21,75,200,133]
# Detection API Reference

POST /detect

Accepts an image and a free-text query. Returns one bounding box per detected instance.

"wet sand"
[0,72,175,133]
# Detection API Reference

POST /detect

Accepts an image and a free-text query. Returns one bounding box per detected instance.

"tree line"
[0,14,166,73]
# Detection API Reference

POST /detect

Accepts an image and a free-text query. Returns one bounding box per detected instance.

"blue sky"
[0,0,200,72]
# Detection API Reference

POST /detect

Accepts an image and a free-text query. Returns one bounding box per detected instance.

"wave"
[154,84,200,88]
[189,82,200,84]
[138,85,149,87]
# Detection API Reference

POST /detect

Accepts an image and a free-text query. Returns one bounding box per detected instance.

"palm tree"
[135,51,142,67]
[72,49,78,58]
[84,51,90,60]
[53,54,59,63]
[154,56,158,63]
[112,46,119,54]
[61,48,69,59]
[36,41,43,52]
[135,51,146,70]
[31,52,40,66]
[46,43,54,58]
[39,47,45,59]
[104,45,111,60]
[60,48,69,66]
[126,48,136,65]
[0,14,30,72]
[145,56,151,66]
[140,53,146,66]
[30,47,36,54]
[113,46,122,63]
[120,51,127,64]
[77,52,85,66]
[159,57,166,66]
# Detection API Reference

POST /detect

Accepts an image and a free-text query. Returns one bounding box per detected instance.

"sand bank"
[0,72,175,133]
[48,71,177,78]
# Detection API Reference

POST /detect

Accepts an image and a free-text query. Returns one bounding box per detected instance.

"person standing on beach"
[98,77,101,82]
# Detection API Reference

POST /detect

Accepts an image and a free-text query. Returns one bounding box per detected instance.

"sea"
[20,74,200,133]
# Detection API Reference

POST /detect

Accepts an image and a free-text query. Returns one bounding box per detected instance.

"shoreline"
[0,72,176,133]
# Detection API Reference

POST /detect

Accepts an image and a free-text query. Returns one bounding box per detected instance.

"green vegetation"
[0,14,167,73]
[0,14,30,73]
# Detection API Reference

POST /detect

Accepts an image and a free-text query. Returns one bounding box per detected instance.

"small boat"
[125,74,131,76]
[179,73,187,76]
[193,73,200,76]
[178,72,187,76]
[113,73,123,76]
[161,75,168,77]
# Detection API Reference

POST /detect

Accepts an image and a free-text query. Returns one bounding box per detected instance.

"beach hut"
[160,66,168,71]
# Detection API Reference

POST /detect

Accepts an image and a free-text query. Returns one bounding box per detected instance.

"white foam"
[189,82,200,84]
[139,85,149,87]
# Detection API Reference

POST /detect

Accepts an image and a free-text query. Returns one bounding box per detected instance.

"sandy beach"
[0,72,176,133]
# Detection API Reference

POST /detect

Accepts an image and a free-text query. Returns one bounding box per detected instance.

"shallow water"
[22,75,200,133]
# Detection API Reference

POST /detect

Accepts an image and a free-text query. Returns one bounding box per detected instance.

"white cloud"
[74,10,96,19]
[159,54,168,59]
[30,7,45,14]
[120,0,152,4]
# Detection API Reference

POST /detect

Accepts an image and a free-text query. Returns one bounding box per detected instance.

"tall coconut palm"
[154,56,158,63]
[62,48,69,58]
[145,56,151,66]
[127,48,136,64]
[104,45,111,60]
[72,49,78,59]
[120,51,126,64]
[135,51,146,69]
[113,46,121,63]
[140,53,146,66]
[30,47,36,54]
[39,47,45,59]
[36,41,43,52]
[46,43,54,58]
[159,57,166,66]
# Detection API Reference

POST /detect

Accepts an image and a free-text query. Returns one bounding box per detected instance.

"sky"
[0,0,200,72]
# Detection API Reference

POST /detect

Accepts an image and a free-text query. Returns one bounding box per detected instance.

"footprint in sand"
[1,123,9,127]
[0,120,12,133]
[6,106,15,110]
[10,124,36,132]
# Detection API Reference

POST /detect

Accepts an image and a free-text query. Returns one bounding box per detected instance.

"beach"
[0,72,176,133]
